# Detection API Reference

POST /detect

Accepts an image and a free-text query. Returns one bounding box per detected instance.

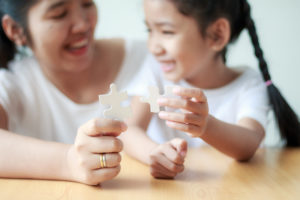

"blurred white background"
[95,0,300,146]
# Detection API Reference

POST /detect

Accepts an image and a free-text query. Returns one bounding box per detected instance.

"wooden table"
[0,147,299,200]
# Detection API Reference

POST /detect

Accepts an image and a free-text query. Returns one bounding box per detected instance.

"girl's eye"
[146,28,152,33]
[162,31,174,35]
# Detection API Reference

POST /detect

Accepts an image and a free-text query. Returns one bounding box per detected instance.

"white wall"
[95,0,300,146]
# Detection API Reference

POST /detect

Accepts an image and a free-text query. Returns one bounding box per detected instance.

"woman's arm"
[0,128,72,180]
[0,104,125,185]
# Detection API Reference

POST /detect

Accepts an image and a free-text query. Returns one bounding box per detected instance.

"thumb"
[79,118,127,137]
[170,138,188,158]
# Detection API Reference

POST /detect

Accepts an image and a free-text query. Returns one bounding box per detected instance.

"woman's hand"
[158,86,209,138]
[67,118,127,185]
[149,138,187,179]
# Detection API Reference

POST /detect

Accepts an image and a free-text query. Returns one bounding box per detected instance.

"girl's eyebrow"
[145,20,175,28]
[46,0,68,12]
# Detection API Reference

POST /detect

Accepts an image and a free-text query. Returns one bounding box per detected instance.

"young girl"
[121,0,300,179]
[0,0,148,185]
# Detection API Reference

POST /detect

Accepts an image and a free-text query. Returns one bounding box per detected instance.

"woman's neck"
[39,39,125,104]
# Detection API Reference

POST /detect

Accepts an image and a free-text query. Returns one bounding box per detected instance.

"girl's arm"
[158,86,264,161]
[120,97,187,178]
[120,97,157,165]
[0,104,124,185]
[201,116,264,161]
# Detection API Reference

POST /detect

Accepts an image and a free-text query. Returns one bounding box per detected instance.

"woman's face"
[26,0,98,73]
[144,0,214,82]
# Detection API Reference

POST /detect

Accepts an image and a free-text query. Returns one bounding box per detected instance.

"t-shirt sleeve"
[236,75,270,130]
[126,54,160,97]
[0,70,23,123]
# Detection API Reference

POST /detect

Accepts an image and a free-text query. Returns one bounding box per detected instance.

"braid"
[243,0,300,146]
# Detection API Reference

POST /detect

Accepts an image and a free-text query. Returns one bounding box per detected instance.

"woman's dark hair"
[170,0,300,146]
[0,0,36,69]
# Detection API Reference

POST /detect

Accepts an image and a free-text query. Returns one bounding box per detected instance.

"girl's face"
[26,0,98,73]
[144,0,214,82]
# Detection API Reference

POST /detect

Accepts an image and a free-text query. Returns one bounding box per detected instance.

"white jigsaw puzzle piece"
[98,83,131,120]
[140,86,161,113]
[140,85,176,113]
[163,85,176,97]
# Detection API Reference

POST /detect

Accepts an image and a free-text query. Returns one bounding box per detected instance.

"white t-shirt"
[0,39,148,144]
[130,55,270,147]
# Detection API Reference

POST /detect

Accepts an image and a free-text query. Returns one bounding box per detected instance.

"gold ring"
[100,154,107,168]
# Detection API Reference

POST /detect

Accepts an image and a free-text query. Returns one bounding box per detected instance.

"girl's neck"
[185,59,240,90]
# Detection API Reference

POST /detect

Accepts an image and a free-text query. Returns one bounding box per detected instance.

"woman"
[0,0,147,185]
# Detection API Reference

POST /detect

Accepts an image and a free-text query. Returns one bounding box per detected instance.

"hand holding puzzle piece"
[98,84,175,120]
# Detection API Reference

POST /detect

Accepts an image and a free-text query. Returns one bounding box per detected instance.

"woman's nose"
[71,9,90,33]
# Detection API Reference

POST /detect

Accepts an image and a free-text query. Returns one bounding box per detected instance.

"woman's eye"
[83,0,95,7]
[52,11,67,19]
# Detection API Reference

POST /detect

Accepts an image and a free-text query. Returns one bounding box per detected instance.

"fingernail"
[173,86,181,93]
[157,98,167,104]
[180,151,187,157]
[158,112,167,118]
[121,122,128,131]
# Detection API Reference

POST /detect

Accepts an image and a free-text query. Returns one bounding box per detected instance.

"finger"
[78,118,127,137]
[159,111,205,126]
[153,152,184,173]
[169,138,188,158]
[90,165,121,185]
[166,121,204,137]
[151,171,173,179]
[158,98,208,114]
[160,143,185,164]
[173,86,207,103]
[81,153,121,170]
[85,136,123,153]
[150,163,177,178]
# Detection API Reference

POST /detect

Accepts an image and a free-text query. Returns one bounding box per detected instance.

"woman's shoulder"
[0,56,38,78]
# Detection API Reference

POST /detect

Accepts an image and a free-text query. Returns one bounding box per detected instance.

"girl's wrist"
[198,115,214,139]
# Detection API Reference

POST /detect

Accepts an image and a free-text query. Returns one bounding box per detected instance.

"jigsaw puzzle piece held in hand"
[98,84,131,120]
[140,85,175,113]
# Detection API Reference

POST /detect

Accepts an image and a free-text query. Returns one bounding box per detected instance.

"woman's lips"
[66,38,89,56]
[68,45,88,56]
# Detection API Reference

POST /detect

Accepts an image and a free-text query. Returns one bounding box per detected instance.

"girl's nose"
[148,39,164,56]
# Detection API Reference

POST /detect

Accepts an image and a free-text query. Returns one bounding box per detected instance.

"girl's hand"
[67,118,127,185]
[158,86,209,138]
[149,138,187,179]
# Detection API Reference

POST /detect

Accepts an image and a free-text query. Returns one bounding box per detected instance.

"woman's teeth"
[69,39,88,49]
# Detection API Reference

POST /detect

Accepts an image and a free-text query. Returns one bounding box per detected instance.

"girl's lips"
[161,63,175,72]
